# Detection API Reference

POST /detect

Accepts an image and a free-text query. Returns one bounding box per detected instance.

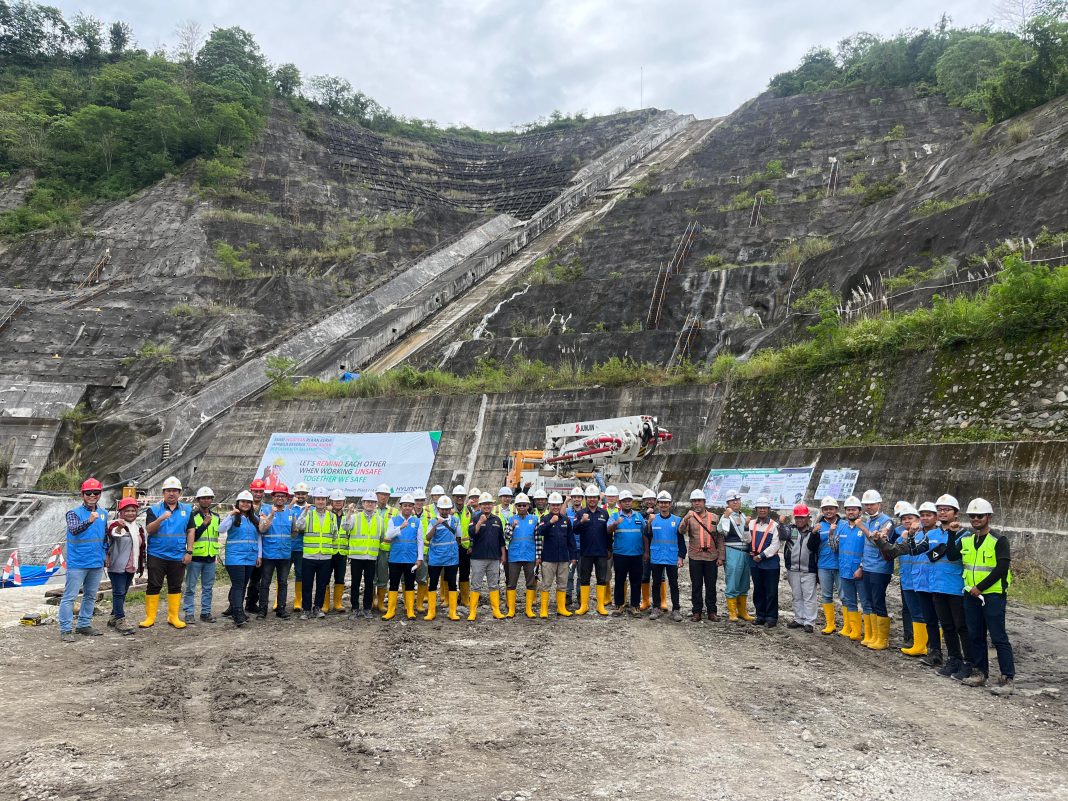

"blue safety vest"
[837,522,865,577]
[507,513,538,562]
[609,510,646,556]
[893,525,913,591]
[262,506,297,560]
[67,503,106,569]
[649,513,682,565]
[910,527,935,593]
[427,515,459,566]
[290,504,308,552]
[861,512,894,574]
[927,525,964,595]
[147,501,191,560]
[224,514,260,567]
[817,518,840,570]
[388,514,421,564]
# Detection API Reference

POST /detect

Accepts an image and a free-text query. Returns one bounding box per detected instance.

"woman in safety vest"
[425,495,461,620]
[219,490,261,628]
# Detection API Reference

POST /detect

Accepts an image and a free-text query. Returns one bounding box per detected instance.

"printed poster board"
[703,466,814,509]
[813,468,860,502]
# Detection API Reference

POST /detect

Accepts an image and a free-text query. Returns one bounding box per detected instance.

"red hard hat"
[249,479,266,491]
[118,497,139,510]
[81,478,102,492]
[793,503,810,517]
[275,484,289,496]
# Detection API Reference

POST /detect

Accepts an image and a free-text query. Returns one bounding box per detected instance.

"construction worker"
[372,483,395,611]
[748,497,783,627]
[425,495,462,621]
[608,490,646,616]
[182,487,218,625]
[105,497,146,636]
[296,487,337,620]
[816,497,843,635]
[467,492,506,620]
[565,486,585,605]
[347,492,381,620]
[680,489,723,621]
[219,490,261,628]
[257,484,297,619]
[58,478,109,641]
[289,482,310,613]
[505,493,539,618]
[638,489,658,612]
[645,490,684,622]
[245,478,268,614]
[413,489,431,612]
[383,494,423,620]
[955,498,1015,693]
[494,486,515,520]
[913,501,944,665]
[531,488,549,517]
[429,485,445,514]
[717,491,753,621]
[836,497,866,640]
[141,476,193,630]
[326,489,349,613]
[602,485,619,604]
[782,503,819,632]
[536,492,576,618]
[924,494,972,679]
[573,484,611,616]
[458,487,480,607]
[875,503,928,656]
[891,502,915,650]
[855,489,894,650]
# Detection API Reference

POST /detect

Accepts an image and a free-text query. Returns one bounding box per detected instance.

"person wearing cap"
[717,491,753,622]
[874,503,928,656]
[104,496,146,636]
[141,476,193,629]
[245,478,268,614]
[289,482,310,613]
[424,496,462,621]
[574,484,612,615]
[536,492,577,618]
[383,494,424,620]
[372,483,396,611]
[457,487,480,607]
[836,497,867,641]
[494,486,515,521]
[748,497,784,627]
[781,503,820,632]
[645,491,685,622]
[347,492,383,619]
[565,487,585,605]
[855,489,894,650]
[219,491,261,628]
[637,489,661,612]
[257,485,298,620]
[181,487,218,625]
[322,489,351,614]
[505,493,540,618]
[952,498,1015,693]
[815,497,843,635]
[608,490,647,616]
[296,488,338,619]
[680,489,723,622]
[922,494,973,679]
[467,492,506,620]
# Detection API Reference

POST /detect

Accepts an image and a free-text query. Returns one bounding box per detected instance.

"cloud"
[54,0,998,129]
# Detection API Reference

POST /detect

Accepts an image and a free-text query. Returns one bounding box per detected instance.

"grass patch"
[773,236,833,264]
[529,256,583,285]
[121,341,176,367]
[1006,122,1031,145]
[718,189,775,212]
[911,192,989,219]
[883,258,954,293]
[1009,561,1068,607]
[36,466,81,492]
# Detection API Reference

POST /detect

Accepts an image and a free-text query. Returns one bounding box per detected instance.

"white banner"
[703,466,814,509]
[255,431,442,497]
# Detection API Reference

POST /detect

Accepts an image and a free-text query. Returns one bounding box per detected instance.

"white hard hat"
[689,489,706,502]
[820,496,839,508]
[619,490,634,501]
[754,496,771,507]
[843,495,862,508]
[532,488,547,500]
[514,493,530,505]
[935,494,960,510]
[548,492,564,504]
[468,487,481,497]
[362,491,376,502]
[478,492,494,504]
[498,486,513,497]
[861,489,882,504]
[657,491,672,502]
[918,501,938,513]
[311,487,329,498]
[413,489,427,501]
[570,486,584,497]
[437,496,453,509]
[725,491,742,502]
[893,500,907,515]
[236,490,254,502]
[605,485,619,496]
[899,503,920,518]
[966,497,993,515]
[399,493,415,504]
[584,485,600,497]
[430,485,445,496]
[375,483,391,495]
[293,482,310,493]
[195,486,215,498]
[641,489,657,500]
[329,489,346,502]
[161,476,182,491]
[452,485,467,496]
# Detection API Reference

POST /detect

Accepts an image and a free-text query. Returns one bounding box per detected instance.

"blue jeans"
[964,593,1015,679]
[108,571,133,619]
[839,576,859,611]
[183,560,216,616]
[902,588,925,623]
[724,547,751,598]
[859,571,892,616]
[817,568,839,604]
[58,567,104,632]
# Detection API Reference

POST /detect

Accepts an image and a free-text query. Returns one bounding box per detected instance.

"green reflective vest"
[960,531,1011,594]
[303,509,337,556]
[376,506,396,552]
[190,511,219,558]
[333,507,350,555]
[347,512,381,559]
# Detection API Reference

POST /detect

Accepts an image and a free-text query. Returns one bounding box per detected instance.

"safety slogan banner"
[255,431,442,497]
[703,466,814,509]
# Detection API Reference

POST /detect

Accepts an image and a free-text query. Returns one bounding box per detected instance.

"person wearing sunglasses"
[58,478,110,642]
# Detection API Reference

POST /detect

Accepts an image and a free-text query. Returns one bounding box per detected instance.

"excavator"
[504,415,672,496]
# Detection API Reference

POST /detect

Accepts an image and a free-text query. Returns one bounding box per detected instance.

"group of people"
[57,476,1016,692]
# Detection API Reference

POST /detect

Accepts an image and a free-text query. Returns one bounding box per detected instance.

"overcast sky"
[55,0,1001,129]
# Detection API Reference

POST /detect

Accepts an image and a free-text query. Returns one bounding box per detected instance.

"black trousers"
[226,564,255,624]
[751,566,780,622]
[330,553,346,583]
[900,585,913,641]
[146,555,185,596]
[613,554,643,607]
[578,556,609,586]
[349,559,376,610]
[388,561,416,592]
[916,591,941,653]
[688,559,719,615]
[932,592,971,662]
[258,558,291,614]
[302,558,333,610]
[428,564,459,592]
[245,564,262,610]
[459,549,471,583]
[651,564,680,611]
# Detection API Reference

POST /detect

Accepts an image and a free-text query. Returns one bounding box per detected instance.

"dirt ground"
[1,576,1066,801]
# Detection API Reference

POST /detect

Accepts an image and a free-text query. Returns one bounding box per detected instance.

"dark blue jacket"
[537,513,577,562]
[573,506,611,557]
[467,511,505,560]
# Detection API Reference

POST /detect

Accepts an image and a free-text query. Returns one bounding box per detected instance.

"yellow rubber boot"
[322,586,333,613]
[659,582,669,610]
[867,615,890,650]
[404,590,416,620]
[489,590,505,619]
[467,591,480,621]
[448,591,460,620]
[576,586,590,615]
[417,582,428,612]
[556,591,573,617]
[459,581,470,604]
[506,589,517,618]
[139,594,159,628]
[848,610,864,641]
[821,603,837,635]
[274,578,281,611]
[838,607,853,637]
[901,621,929,656]
[425,593,437,621]
[382,591,399,620]
[441,579,450,597]
[736,595,754,621]
[540,590,551,618]
[166,593,186,628]
[860,614,874,646]
[639,582,652,611]
[293,581,302,612]
[525,589,537,618]
[726,597,738,621]
[333,584,345,613]
[596,585,609,616]
[375,587,386,612]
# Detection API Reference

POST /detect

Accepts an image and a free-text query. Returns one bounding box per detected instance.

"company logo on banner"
[255,431,442,497]
[703,466,814,509]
